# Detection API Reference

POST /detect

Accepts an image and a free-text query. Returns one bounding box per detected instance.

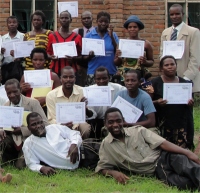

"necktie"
[170,29,178,40]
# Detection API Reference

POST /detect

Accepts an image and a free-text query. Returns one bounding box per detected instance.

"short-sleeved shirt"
[95,126,165,174]
[115,89,156,121]
[85,27,119,75]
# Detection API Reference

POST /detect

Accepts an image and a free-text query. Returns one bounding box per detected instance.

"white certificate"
[0,106,24,127]
[13,40,35,58]
[83,86,111,106]
[162,41,185,59]
[24,69,51,88]
[2,39,20,57]
[119,39,145,58]
[58,1,78,17]
[82,38,105,56]
[112,96,143,123]
[163,83,192,104]
[56,102,85,124]
[52,42,77,58]
[0,85,9,103]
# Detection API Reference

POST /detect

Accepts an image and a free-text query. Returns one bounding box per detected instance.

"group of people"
[0,3,200,191]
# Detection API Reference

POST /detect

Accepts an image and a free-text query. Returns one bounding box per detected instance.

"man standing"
[23,112,82,175]
[96,107,200,190]
[160,3,200,148]
[0,79,48,169]
[115,69,156,128]
[0,16,24,84]
[73,11,94,86]
[160,4,200,92]
[46,66,96,139]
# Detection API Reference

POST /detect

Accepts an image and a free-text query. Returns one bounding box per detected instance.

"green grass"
[0,106,199,192]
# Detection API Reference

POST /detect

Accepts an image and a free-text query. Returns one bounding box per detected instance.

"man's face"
[61,69,76,90]
[7,18,18,33]
[124,72,140,92]
[59,12,72,28]
[105,111,124,139]
[94,70,109,86]
[5,83,21,105]
[169,7,183,27]
[81,13,92,29]
[28,115,46,137]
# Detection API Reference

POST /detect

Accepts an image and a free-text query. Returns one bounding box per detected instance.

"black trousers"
[155,151,200,190]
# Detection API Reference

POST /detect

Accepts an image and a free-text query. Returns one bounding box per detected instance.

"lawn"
[0,107,199,192]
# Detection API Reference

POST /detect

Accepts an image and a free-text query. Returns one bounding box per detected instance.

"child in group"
[20,48,61,114]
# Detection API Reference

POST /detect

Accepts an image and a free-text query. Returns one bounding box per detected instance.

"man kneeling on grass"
[96,107,200,190]
[22,112,82,175]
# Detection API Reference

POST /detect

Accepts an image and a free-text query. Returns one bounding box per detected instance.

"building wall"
[0,0,166,75]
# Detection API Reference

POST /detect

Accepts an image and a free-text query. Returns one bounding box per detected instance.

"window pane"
[12,0,32,33]
[35,0,54,31]
[188,3,200,29]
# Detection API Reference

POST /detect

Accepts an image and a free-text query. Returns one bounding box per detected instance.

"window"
[11,0,57,33]
[166,0,200,30]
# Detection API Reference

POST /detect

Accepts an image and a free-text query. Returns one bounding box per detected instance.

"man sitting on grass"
[22,112,82,175]
[96,107,200,190]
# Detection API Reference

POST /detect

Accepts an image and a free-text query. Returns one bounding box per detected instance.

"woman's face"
[32,53,45,70]
[32,15,43,29]
[161,58,177,77]
[97,16,110,32]
[59,12,71,28]
[127,22,140,38]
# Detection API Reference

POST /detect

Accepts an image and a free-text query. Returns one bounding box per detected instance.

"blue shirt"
[85,27,119,74]
[115,89,156,122]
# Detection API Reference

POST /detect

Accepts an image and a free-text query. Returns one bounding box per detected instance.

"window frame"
[10,0,58,31]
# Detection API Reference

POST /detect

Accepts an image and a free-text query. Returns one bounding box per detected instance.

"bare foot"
[2,173,12,183]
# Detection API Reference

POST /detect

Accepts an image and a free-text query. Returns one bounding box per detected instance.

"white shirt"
[0,97,6,106]
[89,82,126,119]
[172,22,184,38]
[73,26,94,37]
[0,31,24,65]
[23,124,82,173]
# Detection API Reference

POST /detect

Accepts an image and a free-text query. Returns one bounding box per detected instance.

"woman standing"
[24,10,51,70]
[85,11,119,85]
[151,55,194,149]
[47,11,82,77]
[114,15,154,82]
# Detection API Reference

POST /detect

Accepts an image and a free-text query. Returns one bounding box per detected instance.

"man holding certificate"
[46,66,96,139]
[0,79,48,169]
[115,69,156,129]
[160,4,200,93]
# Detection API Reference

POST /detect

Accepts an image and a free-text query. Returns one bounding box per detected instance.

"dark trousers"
[155,151,200,190]
[187,106,194,150]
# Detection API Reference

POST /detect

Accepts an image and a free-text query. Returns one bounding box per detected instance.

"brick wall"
[0,0,166,75]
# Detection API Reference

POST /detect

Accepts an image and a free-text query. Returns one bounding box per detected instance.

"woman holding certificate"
[114,15,154,82]
[47,11,82,77]
[24,10,52,70]
[151,55,194,149]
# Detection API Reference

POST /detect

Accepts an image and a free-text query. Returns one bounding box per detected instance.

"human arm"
[160,140,200,164]
[139,40,154,67]
[46,33,58,60]
[46,92,57,124]
[153,98,167,106]
[108,25,118,52]
[51,72,61,88]
[0,129,6,142]
[114,49,123,66]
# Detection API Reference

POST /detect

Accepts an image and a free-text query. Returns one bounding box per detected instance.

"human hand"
[61,122,73,129]
[185,150,200,165]
[12,127,22,135]
[20,82,31,92]
[65,56,74,64]
[67,144,79,164]
[139,56,146,65]
[10,50,14,57]
[111,171,129,185]
[188,99,194,107]
[80,97,88,106]
[88,51,95,59]
[40,166,56,176]
[1,48,5,54]
[115,49,122,58]
[51,55,58,60]
[157,98,167,106]
[0,130,6,142]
